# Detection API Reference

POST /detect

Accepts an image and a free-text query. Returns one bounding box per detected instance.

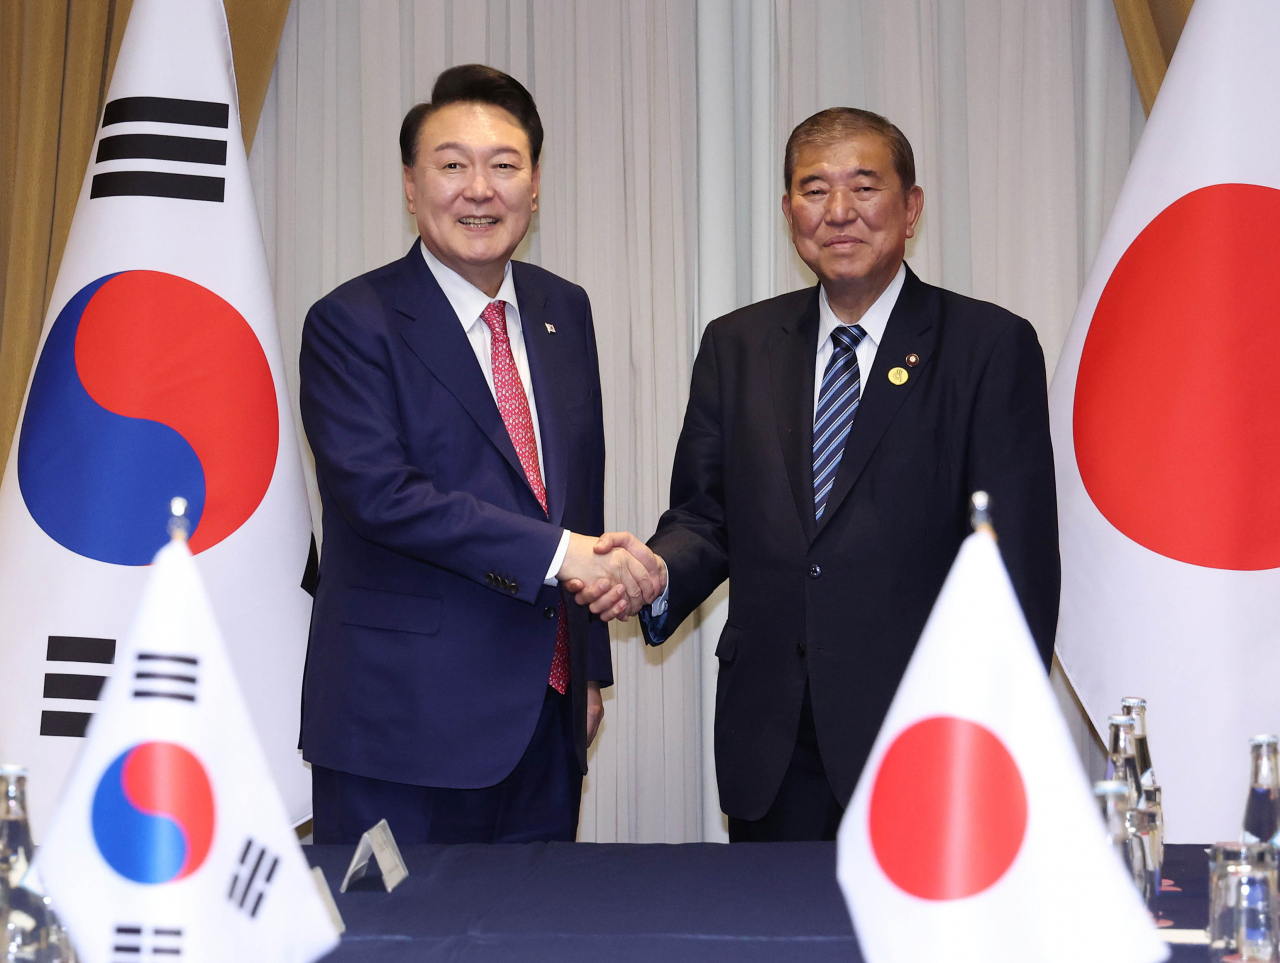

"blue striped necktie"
[813,324,867,520]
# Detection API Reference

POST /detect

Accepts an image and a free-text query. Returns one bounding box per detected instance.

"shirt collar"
[420,240,520,330]
[817,262,906,349]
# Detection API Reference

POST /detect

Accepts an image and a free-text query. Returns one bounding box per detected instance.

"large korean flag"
[1050,0,1280,843]
[838,528,1166,963]
[0,0,313,832]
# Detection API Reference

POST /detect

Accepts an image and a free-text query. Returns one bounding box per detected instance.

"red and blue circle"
[91,742,215,884]
[17,271,278,565]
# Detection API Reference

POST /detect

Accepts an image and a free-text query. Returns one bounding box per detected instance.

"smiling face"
[403,101,540,296]
[782,132,923,299]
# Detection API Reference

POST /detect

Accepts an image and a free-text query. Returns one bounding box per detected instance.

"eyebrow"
[797,168,881,187]
[432,142,524,158]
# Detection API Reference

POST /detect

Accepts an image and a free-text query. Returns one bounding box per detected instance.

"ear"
[403,165,417,215]
[781,191,793,231]
[904,184,924,239]
[531,163,541,214]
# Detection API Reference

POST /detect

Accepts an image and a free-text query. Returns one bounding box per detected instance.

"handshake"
[556,532,666,623]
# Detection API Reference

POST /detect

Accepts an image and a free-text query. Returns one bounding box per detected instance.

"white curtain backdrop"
[248,0,1144,843]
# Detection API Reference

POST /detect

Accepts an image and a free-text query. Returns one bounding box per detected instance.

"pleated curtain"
[249,0,1145,842]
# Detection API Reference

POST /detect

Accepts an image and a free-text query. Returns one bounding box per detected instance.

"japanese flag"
[35,536,339,963]
[1050,0,1280,843]
[837,528,1166,963]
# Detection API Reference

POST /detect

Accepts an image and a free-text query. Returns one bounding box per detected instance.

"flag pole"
[167,496,190,543]
[970,490,995,539]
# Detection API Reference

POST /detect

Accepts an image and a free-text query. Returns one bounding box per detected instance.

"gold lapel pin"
[545,323,557,334]
[888,367,909,385]
[906,353,919,367]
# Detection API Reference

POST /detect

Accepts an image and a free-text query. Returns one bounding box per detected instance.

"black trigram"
[132,652,199,703]
[90,96,229,203]
[228,837,279,919]
[111,923,182,961]
[40,636,115,738]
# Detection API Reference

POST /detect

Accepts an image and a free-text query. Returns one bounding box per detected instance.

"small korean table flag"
[837,507,1167,963]
[36,526,339,963]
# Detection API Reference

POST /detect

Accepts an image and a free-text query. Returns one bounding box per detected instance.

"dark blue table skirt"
[305,841,1211,962]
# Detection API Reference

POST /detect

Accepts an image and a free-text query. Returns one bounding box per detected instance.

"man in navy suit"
[298,65,662,844]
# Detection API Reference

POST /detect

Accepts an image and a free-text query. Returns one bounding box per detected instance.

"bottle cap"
[0,765,27,777]
[1251,734,1279,747]
[1120,697,1147,711]
[1107,714,1135,729]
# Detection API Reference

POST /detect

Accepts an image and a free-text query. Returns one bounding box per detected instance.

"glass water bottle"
[1121,697,1163,881]
[1243,735,1280,845]
[0,767,75,963]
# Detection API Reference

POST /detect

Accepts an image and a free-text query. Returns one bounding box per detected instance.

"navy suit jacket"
[298,241,611,789]
[644,266,1059,819]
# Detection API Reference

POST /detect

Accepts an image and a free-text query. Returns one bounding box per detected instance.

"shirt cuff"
[649,578,670,617]
[544,529,571,585]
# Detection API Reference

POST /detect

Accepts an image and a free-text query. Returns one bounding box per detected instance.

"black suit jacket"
[644,266,1059,820]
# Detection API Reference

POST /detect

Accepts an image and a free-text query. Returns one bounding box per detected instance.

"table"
[305,841,1211,962]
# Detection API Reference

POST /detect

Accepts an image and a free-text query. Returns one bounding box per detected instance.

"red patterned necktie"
[481,300,570,695]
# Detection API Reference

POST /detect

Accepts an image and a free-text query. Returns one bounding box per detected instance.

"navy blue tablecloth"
[305,841,1210,962]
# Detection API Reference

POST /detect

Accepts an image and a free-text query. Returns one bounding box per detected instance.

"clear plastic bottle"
[1243,735,1280,845]
[1121,697,1163,883]
[0,767,75,963]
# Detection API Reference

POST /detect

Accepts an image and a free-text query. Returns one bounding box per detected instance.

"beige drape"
[0,0,291,472]
[1113,0,1193,113]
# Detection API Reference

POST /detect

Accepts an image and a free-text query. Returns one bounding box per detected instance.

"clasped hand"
[557,532,666,623]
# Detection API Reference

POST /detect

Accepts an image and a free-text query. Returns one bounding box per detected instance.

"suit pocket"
[715,622,739,662]
[340,586,442,635]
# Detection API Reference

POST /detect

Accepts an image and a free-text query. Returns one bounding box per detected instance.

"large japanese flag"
[1050,0,1280,843]
[838,527,1166,963]
[36,536,338,963]
[0,0,313,833]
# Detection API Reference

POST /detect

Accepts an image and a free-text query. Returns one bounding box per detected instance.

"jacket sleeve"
[642,321,732,643]
[299,291,563,604]
[966,317,1061,668]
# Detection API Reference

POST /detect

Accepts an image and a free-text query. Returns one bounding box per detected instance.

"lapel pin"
[888,366,909,386]
[545,323,557,334]
[905,353,920,367]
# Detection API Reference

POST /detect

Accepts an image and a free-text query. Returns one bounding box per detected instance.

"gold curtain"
[0,0,290,472]
[1113,0,1195,114]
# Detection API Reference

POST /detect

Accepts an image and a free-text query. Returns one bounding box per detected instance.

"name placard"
[339,818,408,893]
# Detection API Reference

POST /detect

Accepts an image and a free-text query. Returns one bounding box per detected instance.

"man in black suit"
[574,107,1059,842]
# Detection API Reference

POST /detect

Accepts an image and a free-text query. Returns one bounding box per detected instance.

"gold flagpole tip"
[970,491,995,538]
[168,496,190,542]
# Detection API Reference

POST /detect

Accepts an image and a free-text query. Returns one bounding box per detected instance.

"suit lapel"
[815,266,940,534]
[769,288,821,544]
[512,264,568,527]
[391,243,531,492]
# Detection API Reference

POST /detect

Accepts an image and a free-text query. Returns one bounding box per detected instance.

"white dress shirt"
[812,262,905,421]
[649,263,908,624]
[420,243,570,582]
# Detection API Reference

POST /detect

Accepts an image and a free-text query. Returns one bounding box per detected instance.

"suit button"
[510,582,519,594]
[486,573,495,585]
[544,606,556,619]
[808,564,822,579]
[797,642,806,657]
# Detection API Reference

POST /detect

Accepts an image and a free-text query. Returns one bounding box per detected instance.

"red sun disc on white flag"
[1074,183,1280,570]
[868,716,1027,900]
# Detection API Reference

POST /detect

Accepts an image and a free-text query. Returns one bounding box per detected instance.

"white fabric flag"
[1049,0,1280,843]
[838,529,1167,963]
[36,537,338,963]
[0,0,314,832]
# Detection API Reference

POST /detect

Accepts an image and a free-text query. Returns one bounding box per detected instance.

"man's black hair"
[399,64,544,167]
